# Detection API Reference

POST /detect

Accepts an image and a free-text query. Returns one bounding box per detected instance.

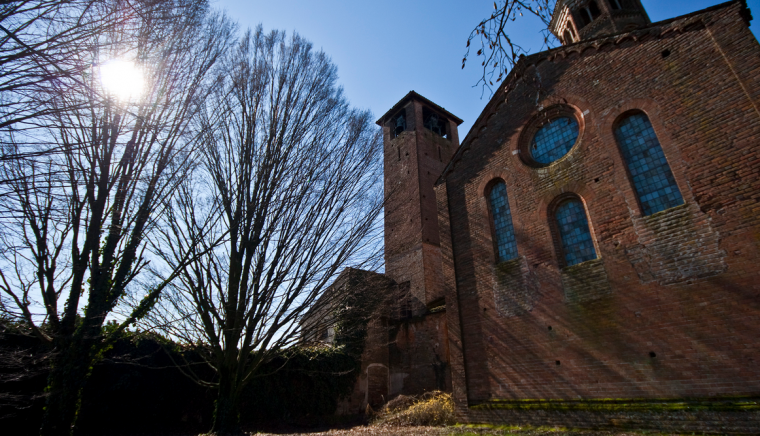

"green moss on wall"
[471,396,760,413]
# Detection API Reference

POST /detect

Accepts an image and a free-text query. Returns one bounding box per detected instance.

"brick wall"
[374,95,463,401]
[437,1,760,420]
[383,98,459,308]
[388,311,451,396]
[466,402,760,434]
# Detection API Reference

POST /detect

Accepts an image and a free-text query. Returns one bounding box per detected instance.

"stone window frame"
[547,192,601,269]
[517,104,586,168]
[597,99,692,220]
[484,178,519,264]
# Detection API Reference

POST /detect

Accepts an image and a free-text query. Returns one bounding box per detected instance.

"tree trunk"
[211,370,242,435]
[39,337,96,436]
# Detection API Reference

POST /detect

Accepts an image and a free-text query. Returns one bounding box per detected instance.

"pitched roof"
[435,0,751,186]
[376,90,463,126]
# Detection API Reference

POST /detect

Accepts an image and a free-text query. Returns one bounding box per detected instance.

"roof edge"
[435,0,748,186]
[376,90,464,126]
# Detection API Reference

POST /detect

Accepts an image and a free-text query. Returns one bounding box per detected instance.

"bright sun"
[99,59,145,101]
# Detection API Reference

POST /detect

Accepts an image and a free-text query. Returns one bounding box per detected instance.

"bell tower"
[376,91,462,314]
[550,0,651,44]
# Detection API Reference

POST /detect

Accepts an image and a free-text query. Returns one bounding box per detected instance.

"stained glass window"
[531,117,579,165]
[488,181,518,262]
[555,199,596,266]
[614,113,683,215]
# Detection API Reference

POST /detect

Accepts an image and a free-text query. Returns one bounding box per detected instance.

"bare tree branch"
[0,1,236,434]
[464,0,558,95]
[143,27,385,435]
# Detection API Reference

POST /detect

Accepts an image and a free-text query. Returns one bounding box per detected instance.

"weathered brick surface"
[336,1,760,429]
[433,1,760,429]
[492,257,538,317]
[553,0,652,43]
[560,258,612,303]
[329,94,467,415]
[375,94,462,402]
[388,311,451,396]
[625,203,727,284]
[321,271,394,415]
[382,96,460,308]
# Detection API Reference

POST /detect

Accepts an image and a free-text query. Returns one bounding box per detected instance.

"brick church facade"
[323,0,760,430]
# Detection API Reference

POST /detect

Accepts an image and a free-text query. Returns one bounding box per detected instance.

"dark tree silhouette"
[0,1,234,434]
[144,27,384,435]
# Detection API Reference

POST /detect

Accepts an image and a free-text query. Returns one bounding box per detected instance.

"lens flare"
[99,59,145,101]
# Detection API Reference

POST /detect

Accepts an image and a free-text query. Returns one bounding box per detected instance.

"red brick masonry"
[431,0,760,431]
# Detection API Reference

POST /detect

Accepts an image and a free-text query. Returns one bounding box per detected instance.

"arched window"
[487,181,518,262]
[614,112,684,215]
[555,198,597,266]
[563,30,574,44]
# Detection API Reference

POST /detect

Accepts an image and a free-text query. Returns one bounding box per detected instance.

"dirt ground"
[249,425,682,436]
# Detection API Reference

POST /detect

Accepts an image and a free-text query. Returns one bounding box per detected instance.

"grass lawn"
[248,424,695,436]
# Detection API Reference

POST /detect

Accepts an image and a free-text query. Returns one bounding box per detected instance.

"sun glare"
[99,59,145,101]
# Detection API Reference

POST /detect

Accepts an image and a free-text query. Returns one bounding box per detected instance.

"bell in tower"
[550,0,651,44]
[393,112,406,138]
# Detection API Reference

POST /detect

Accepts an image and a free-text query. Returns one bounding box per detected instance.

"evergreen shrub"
[0,322,362,435]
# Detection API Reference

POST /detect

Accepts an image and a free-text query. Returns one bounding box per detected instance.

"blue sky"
[213,0,760,137]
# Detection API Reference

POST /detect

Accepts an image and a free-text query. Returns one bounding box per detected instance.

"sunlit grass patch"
[448,423,685,435]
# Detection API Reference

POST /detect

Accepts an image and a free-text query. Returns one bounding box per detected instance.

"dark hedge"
[0,324,362,435]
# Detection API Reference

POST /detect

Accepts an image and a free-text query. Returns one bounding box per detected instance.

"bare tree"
[0,1,129,157]
[0,1,234,434]
[464,0,557,94]
[145,27,384,435]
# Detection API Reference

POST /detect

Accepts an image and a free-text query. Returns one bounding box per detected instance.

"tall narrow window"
[588,1,601,19]
[580,9,592,26]
[567,22,576,39]
[423,107,448,139]
[392,112,406,138]
[488,181,518,262]
[614,112,684,215]
[555,198,597,267]
[563,30,574,44]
